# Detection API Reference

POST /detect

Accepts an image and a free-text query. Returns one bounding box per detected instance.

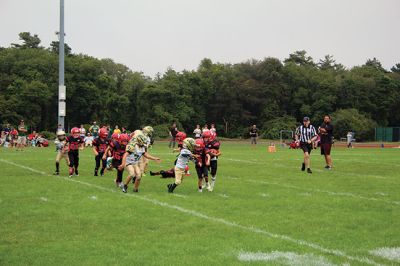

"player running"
[167,138,197,193]
[92,127,109,176]
[194,138,211,192]
[103,133,129,187]
[203,131,221,191]
[53,130,69,175]
[121,132,161,193]
[65,127,84,178]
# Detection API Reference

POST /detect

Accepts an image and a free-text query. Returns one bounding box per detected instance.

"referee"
[295,116,318,173]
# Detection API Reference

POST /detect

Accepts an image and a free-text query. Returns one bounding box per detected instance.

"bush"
[39,131,56,140]
[152,124,171,139]
[261,115,298,139]
[331,108,377,141]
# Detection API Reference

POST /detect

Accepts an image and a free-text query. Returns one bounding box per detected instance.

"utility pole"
[58,0,66,129]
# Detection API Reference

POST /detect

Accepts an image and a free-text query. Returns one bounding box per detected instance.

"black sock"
[56,162,59,172]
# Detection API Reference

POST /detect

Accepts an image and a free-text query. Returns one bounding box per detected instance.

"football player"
[92,127,109,176]
[103,133,129,187]
[203,131,222,191]
[53,130,69,175]
[65,127,84,177]
[139,126,154,177]
[172,131,187,152]
[120,132,161,193]
[194,138,211,192]
[150,165,190,178]
[167,138,197,193]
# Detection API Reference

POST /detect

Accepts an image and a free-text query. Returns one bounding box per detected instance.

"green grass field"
[1,142,399,265]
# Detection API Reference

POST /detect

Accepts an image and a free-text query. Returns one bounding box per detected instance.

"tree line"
[1,32,399,140]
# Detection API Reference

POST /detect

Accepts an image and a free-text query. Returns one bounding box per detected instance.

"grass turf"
[0,142,399,265]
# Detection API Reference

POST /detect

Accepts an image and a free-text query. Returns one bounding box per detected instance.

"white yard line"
[238,251,337,265]
[225,177,400,206]
[0,158,383,266]
[225,158,388,179]
[369,247,400,263]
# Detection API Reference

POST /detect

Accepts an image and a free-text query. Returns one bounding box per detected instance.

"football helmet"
[57,130,66,136]
[118,133,129,144]
[183,138,196,151]
[71,127,80,138]
[99,128,108,138]
[142,126,154,137]
[111,133,119,140]
[195,138,205,152]
[57,130,66,140]
[175,131,187,143]
[135,133,148,146]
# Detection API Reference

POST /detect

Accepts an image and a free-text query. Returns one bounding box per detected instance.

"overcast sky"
[1,0,399,77]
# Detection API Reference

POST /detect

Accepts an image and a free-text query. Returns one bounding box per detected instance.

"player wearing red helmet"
[103,133,129,187]
[175,131,187,146]
[203,131,221,191]
[65,127,84,177]
[194,138,211,192]
[92,127,110,176]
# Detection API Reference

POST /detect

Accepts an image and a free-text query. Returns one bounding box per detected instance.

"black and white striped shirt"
[295,125,317,143]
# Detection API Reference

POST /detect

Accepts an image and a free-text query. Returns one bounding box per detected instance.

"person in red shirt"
[103,133,129,187]
[92,127,109,176]
[65,127,84,177]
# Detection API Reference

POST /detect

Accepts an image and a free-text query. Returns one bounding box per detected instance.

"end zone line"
[0,159,383,266]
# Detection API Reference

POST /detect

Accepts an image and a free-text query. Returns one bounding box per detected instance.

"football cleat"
[122,185,128,193]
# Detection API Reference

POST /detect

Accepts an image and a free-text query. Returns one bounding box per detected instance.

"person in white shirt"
[84,133,94,147]
[210,123,216,134]
[79,124,86,138]
[167,138,197,193]
[193,124,202,139]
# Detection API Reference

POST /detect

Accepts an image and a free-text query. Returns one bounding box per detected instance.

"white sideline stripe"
[0,158,382,266]
[232,177,400,206]
[238,251,337,265]
[369,247,400,262]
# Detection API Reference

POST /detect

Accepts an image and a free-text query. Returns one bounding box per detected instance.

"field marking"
[369,247,400,262]
[238,251,337,265]
[225,177,400,206]
[225,157,388,180]
[0,158,383,266]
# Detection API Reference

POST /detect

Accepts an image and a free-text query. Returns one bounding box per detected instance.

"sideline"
[0,158,383,266]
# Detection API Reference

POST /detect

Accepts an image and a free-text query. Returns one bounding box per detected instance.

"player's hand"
[102,155,106,160]
[307,140,312,144]
[118,165,124,171]
[155,158,161,163]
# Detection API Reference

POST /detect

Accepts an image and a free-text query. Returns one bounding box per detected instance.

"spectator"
[210,123,217,134]
[202,124,209,133]
[193,124,202,139]
[249,125,258,145]
[121,127,127,134]
[79,124,86,138]
[28,131,38,146]
[113,125,121,134]
[84,133,94,147]
[89,121,100,138]
[56,123,64,133]
[347,131,353,148]
[169,122,178,148]
[10,127,18,148]
[17,120,28,151]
